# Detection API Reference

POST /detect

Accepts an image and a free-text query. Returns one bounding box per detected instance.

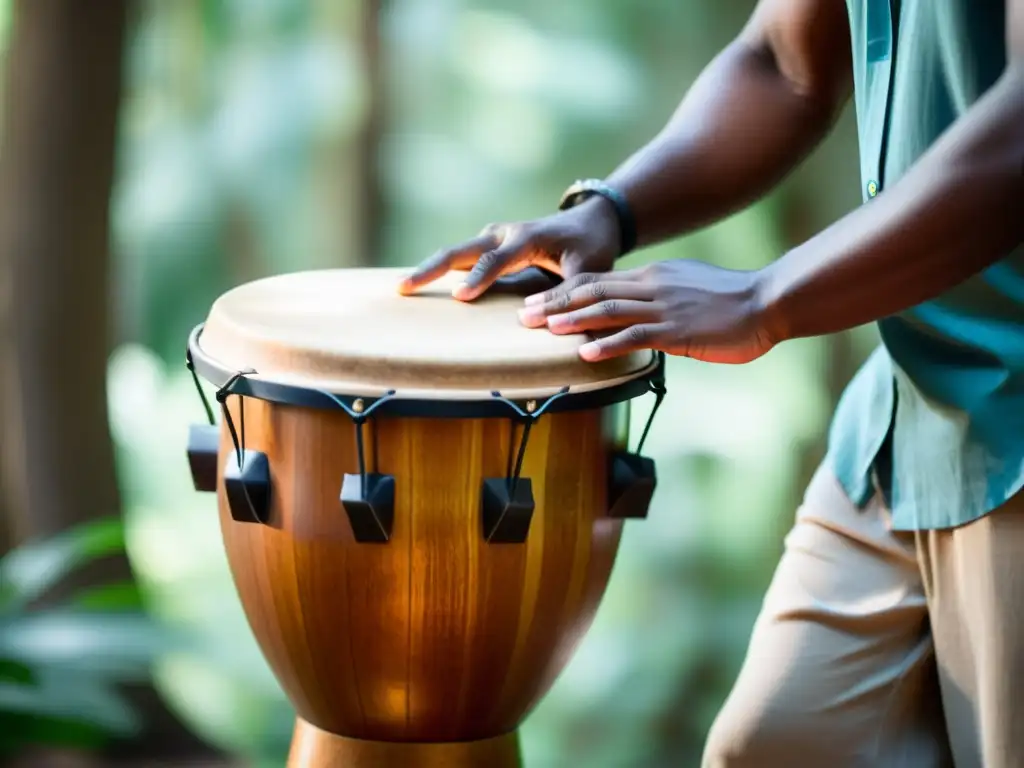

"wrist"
[575,195,622,251]
[752,261,792,346]
[559,178,637,257]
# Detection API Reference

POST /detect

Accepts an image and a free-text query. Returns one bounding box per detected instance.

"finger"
[578,323,670,362]
[521,272,604,307]
[489,267,560,297]
[398,234,498,295]
[453,237,534,301]
[517,281,655,328]
[545,299,664,335]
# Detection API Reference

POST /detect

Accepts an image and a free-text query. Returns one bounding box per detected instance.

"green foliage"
[0,519,173,757]
[1,518,125,611]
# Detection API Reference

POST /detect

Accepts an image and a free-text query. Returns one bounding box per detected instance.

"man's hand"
[518,260,779,365]
[397,0,851,305]
[397,197,620,301]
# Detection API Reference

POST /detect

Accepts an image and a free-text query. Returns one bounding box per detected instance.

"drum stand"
[287,719,522,768]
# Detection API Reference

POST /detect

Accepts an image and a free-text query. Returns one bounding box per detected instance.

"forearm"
[607,39,846,249]
[761,66,1024,342]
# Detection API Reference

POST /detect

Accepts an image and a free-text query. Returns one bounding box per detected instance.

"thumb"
[453,234,534,301]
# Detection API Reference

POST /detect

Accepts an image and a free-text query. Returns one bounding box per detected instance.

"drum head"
[196,268,656,399]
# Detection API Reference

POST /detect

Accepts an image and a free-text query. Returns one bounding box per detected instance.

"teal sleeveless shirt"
[829,0,1024,530]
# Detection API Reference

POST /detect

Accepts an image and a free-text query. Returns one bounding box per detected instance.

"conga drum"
[184,268,665,767]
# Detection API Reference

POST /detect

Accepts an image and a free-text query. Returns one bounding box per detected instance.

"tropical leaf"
[0,673,140,735]
[0,711,110,756]
[0,611,177,680]
[0,517,181,748]
[0,517,127,612]
[73,581,147,612]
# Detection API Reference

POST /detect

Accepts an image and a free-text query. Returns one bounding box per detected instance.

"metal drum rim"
[186,323,664,420]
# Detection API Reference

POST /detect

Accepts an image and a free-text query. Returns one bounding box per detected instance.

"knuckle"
[474,250,501,271]
[589,281,608,299]
[429,247,454,266]
[628,325,648,343]
[567,273,593,289]
[638,263,659,281]
[556,292,573,311]
[539,287,562,305]
[601,300,620,317]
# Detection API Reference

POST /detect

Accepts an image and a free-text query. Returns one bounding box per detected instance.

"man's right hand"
[397,196,622,302]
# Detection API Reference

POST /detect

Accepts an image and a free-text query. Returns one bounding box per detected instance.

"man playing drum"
[398,1,1024,766]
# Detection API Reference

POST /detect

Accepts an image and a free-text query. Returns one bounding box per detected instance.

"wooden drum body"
[185,269,664,767]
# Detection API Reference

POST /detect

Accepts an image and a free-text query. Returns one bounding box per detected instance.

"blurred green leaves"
[0,519,173,757]
[1,518,124,612]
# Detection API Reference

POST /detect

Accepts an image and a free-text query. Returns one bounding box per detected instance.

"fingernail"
[518,308,545,326]
[546,315,567,329]
[579,342,600,361]
[523,294,544,306]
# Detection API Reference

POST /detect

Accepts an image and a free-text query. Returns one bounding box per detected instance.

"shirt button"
[867,180,880,198]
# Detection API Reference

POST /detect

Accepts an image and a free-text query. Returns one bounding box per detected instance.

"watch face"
[560,179,605,211]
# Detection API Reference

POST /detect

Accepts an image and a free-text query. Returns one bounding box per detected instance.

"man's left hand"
[517,260,780,365]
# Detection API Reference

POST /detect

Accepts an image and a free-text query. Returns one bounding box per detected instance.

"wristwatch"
[558,178,637,257]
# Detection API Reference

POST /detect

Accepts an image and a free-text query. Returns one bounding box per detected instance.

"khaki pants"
[702,465,1024,768]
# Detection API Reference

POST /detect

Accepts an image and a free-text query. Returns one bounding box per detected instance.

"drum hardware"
[185,346,218,493]
[184,324,659,420]
[218,370,270,525]
[482,387,570,543]
[187,341,668,538]
[606,353,666,519]
[185,351,270,525]
[322,390,398,543]
[186,423,219,493]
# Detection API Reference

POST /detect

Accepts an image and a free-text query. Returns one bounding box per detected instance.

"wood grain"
[216,395,627,756]
[286,718,521,767]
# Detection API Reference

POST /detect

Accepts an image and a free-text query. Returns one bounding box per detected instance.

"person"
[398,0,1024,766]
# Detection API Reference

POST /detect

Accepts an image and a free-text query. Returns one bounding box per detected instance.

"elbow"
[737,38,849,129]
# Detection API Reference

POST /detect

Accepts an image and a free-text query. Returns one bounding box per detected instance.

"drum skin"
[216,395,627,744]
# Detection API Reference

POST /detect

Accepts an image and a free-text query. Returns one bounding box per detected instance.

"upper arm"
[739,0,853,113]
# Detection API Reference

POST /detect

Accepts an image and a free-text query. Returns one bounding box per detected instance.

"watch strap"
[558,178,637,257]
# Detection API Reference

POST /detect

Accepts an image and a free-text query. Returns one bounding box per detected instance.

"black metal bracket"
[607,352,666,519]
[185,327,668,530]
[215,370,272,525]
[185,347,219,493]
[187,424,219,493]
[323,391,398,543]
[481,387,570,543]
[224,449,272,524]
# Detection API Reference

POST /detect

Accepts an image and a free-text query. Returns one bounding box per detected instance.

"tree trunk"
[354,0,388,265]
[0,0,125,541]
[0,1,221,761]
